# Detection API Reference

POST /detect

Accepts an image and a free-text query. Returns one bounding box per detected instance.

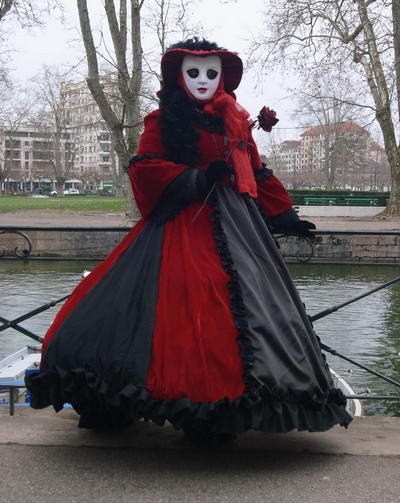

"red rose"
[257,106,279,132]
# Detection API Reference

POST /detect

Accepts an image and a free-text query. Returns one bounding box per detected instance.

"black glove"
[196,160,228,196]
[286,220,316,238]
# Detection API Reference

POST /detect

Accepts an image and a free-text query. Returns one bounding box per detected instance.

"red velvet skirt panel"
[147,202,245,403]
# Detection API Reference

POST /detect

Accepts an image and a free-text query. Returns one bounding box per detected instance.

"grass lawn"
[0,195,126,214]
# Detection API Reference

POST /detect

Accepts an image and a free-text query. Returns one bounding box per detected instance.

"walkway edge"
[1,408,400,456]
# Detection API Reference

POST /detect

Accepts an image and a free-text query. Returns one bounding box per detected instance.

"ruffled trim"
[208,192,258,398]
[26,366,351,432]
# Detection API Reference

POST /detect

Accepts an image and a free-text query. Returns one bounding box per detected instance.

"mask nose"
[198,69,208,85]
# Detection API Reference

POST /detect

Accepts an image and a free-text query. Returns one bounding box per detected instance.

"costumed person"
[26,37,352,442]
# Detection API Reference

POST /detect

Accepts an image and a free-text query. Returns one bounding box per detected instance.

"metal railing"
[1,226,400,263]
[0,230,32,258]
[1,258,400,415]
[0,225,130,259]
[275,234,314,262]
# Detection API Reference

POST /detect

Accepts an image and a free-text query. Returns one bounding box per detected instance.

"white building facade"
[271,122,390,190]
[0,125,75,193]
[62,78,116,189]
[0,76,117,193]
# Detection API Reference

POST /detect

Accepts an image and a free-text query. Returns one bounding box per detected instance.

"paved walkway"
[0,210,129,228]
[1,407,400,502]
[1,208,400,231]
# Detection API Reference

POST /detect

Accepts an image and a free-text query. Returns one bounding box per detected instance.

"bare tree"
[141,0,202,93]
[0,0,63,53]
[0,112,30,194]
[289,66,375,189]
[0,1,12,22]
[0,77,31,194]
[76,0,143,219]
[0,0,64,107]
[298,114,369,190]
[143,0,197,53]
[30,66,75,195]
[0,0,63,24]
[76,0,198,219]
[139,0,206,127]
[251,0,400,216]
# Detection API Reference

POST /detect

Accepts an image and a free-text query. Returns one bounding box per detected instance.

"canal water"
[1,259,400,416]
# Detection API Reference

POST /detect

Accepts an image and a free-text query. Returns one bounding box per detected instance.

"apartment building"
[272,122,390,189]
[275,140,301,175]
[62,77,116,188]
[2,94,390,193]
[0,125,75,192]
[0,76,116,193]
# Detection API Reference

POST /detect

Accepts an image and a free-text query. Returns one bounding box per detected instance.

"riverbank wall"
[1,205,399,262]
[1,224,399,263]
[0,226,128,259]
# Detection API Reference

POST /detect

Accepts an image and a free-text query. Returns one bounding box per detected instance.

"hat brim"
[161,48,243,93]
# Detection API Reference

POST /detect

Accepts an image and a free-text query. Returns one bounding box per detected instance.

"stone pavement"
[1,208,400,231]
[1,407,400,502]
[0,210,129,228]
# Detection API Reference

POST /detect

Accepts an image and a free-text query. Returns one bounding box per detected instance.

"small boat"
[0,345,41,408]
[330,368,364,417]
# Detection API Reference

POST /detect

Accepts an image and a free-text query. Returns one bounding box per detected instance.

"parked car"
[97,188,113,196]
[63,188,80,195]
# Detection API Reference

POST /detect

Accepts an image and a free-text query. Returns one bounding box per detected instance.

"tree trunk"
[255,0,400,216]
[354,0,399,216]
[384,0,400,217]
[380,144,400,217]
[0,0,13,22]
[77,0,142,222]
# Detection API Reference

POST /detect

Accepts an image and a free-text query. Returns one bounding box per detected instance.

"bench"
[344,197,378,206]
[304,197,336,206]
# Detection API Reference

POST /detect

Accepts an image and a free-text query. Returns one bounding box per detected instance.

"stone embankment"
[0,208,399,262]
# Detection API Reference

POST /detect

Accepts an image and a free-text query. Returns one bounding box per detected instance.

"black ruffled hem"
[26,368,352,432]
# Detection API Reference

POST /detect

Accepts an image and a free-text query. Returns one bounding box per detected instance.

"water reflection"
[0,260,99,356]
[1,260,400,415]
[288,263,400,416]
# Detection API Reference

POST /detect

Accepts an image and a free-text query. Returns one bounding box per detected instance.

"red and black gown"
[26,109,352,432]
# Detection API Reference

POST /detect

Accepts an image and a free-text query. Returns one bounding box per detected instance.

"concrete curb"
[1,407,400,456]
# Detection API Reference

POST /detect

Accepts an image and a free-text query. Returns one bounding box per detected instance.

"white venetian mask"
[181,55,222,101]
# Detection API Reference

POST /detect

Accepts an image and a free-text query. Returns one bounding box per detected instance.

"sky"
[6,0,301,140]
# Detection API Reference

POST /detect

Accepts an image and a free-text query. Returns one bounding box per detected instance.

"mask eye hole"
[207,69,218,80]
[187,68,199,78]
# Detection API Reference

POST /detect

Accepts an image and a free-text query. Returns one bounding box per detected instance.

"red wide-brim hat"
[160,48,243,93]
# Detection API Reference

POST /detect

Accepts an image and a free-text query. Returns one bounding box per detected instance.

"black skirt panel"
[29,222,164,426]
